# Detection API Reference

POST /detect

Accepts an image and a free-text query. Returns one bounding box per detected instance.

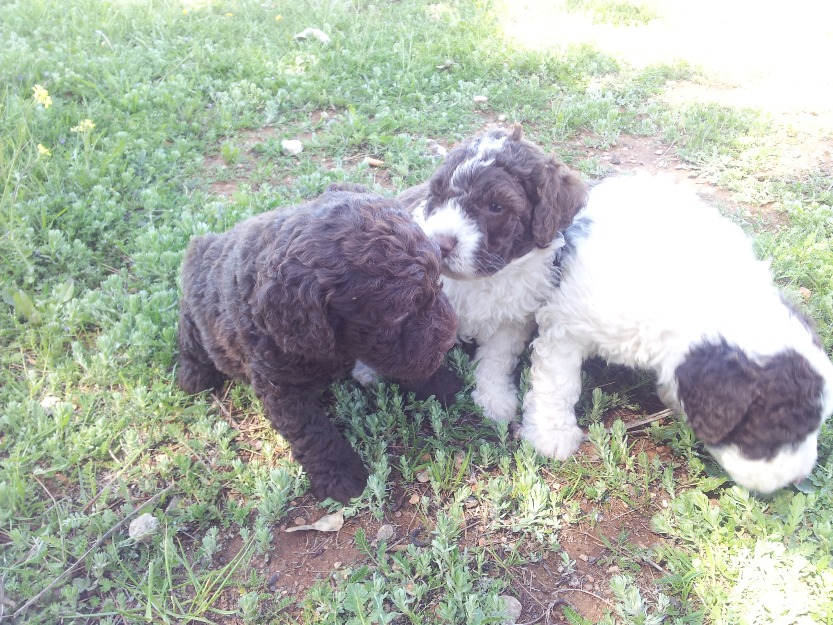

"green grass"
[2,0,833,623]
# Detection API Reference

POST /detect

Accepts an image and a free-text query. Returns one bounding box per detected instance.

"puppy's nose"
[434,234,457,259]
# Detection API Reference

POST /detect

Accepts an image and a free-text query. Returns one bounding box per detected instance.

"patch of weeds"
[299,514,508,624]
[652,482,833,624]
[565,0,658,26]
[664,103,767,167]
[220,141,242,165]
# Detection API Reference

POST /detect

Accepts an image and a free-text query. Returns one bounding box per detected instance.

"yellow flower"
[225,12,233,16]
[70,119,96,133]
[275,14,282,21]
[37,144,52,156]
[182,8,189,14]
[32,84,53,109]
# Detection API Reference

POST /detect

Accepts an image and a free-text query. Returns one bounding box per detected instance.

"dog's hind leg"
[176,307,227,394]
[521,332,586,460]
[253,380,369,504]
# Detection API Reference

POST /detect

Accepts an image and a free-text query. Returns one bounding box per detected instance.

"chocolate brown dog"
[176,184,458,502]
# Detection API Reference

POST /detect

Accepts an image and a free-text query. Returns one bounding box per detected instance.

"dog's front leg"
[253,380,369,503]
[521,331,586,460]
[471,319,535,422]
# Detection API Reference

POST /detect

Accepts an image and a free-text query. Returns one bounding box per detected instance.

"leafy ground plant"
[1,0,832,623]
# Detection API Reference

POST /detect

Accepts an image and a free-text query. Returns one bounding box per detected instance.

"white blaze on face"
[450,133,507,193]
[422,199,483,278]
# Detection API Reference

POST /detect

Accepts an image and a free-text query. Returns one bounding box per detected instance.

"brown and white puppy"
[177,185,458,503]
[399,125,587,423]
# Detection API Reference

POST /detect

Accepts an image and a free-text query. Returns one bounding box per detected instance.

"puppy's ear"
[531,158,587,247]
[508,123,524,142]
[251,268,335,356]
[678,344,826,457]
[675,342,757,445]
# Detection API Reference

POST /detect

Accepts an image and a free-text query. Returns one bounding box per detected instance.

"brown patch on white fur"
[411,125,587,278]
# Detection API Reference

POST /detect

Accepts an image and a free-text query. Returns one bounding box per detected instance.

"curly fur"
[525,173,833,493]
[399,125,587,422]
[177,185,458,503]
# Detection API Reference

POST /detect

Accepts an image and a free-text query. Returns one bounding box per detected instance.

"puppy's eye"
[488,202,504,214]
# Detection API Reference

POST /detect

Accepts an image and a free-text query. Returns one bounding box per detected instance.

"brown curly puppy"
[176,185,458,503]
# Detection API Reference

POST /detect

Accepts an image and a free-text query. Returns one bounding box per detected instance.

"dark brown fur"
[676,341,824,459]
[177,186,458,502]
[403,124,587,276]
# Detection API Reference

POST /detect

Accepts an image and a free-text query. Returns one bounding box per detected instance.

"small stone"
[578,554,589,562]
[586,574,595,583]
[281,139,303,155]
[610,154,621,164]
[415,471,430,483]
[497,114,507,122]
[427,140,447,157]
[473,95,488,104]
[333,561,342,570]
[499,595,523,624]
[408,493,420,505]
[128,513,159,542]
[583,582,593,591]
[293,516,307,526]
[39,395,61,411]
[654,149,664,155]
[394,510,402,518]
[293,27,331,44]
[464,497,478,509]
[607,565,620,573]
[799,287,812,301]
[376,524,395,542]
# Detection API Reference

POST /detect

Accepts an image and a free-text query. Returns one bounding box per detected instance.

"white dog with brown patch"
[408,125,833,493]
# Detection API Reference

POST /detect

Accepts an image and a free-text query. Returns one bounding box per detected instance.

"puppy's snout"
[434,234,457,259]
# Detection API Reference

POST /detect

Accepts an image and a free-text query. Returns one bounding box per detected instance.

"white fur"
[419,200,484,278]
[523,174,833,492]
[707,434,819,494]
[417,201,565,421]
[450,134,506,192]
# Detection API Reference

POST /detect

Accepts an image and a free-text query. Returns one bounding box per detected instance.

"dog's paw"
[521,422,585,461]
[308,453,370,504]
[473,385,519,422]
[351,361,379,386]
